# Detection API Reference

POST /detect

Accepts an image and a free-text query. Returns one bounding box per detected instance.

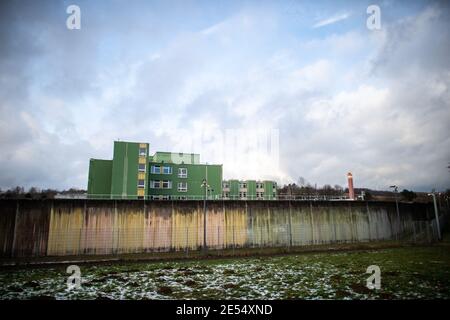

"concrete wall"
[0,199,433,257]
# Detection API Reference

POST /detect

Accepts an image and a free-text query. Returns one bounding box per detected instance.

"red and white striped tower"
[347,172,355,200]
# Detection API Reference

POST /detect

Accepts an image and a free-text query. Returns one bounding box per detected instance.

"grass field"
[0,245,449,300]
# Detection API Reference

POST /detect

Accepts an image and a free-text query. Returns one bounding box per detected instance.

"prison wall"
[0,199,434,258]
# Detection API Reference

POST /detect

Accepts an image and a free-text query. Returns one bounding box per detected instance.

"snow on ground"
[0,246,449,299]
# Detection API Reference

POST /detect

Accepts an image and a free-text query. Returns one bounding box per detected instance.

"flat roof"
[148,161,222,166]
[152,151,200,156]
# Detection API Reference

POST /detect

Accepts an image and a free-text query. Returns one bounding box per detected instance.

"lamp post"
[390,185,400,240]
[201,164,210,254]
[427,192,441,240]
[438,192,442,210]
[201,178,208,253]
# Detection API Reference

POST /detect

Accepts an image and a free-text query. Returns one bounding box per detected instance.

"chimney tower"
[347,172,355,200]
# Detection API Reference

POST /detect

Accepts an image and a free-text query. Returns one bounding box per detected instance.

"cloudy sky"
[0,0,449,191]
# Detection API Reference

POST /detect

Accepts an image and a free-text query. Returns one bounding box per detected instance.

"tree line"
[0,187,86,199]
[278,181,450,203]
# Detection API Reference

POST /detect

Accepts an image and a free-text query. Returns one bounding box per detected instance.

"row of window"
[222,182,277,189]
[148,195,276,200]
[150,165,187,178]
[149,180,188,192]
[150,180,172,189]
[138,146,147,193]
[151,165,172,174]
[222,192,251,199]
[138,164,188,177]
[223,182,248,189]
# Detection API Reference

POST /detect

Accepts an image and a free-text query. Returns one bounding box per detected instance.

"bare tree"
[298,176,307,187]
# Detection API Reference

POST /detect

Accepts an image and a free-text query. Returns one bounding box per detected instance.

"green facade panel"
[247,180,256,197]
[87,159,112,199]
[263,180,278,200]
[111,141,149,199]
[227,180,240,199]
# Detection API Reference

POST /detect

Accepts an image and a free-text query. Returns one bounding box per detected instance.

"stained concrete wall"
[0,199,432,257]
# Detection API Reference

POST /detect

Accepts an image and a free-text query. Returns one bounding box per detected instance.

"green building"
[88,141,222,200]
[88,141,278,200]
[222,180,277,200]
[147,152,222,200]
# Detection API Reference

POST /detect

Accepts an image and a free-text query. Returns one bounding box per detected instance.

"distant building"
[222,180,277,200]
[88,141,222,200]
[87,141,277,200]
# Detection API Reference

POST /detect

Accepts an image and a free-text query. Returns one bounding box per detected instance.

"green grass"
[0,245,449,300]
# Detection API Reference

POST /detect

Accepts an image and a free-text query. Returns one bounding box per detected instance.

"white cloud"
[0,2,449,192]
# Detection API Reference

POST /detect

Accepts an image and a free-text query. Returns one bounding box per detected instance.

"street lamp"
[427,192,441,240]
[390,185,400,240]
[201,174,210,254]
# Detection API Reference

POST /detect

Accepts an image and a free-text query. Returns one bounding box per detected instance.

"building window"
[223,182,229,188]
[178,196,187,200]
[256,183,264,189]
[178,167,187,178]
[162,180,172,189]
[139,148,147,156]
[138,179,145,187]
[178,182,187,192]
[138,164,146,172]
[150,180,161,189]
[150,180,171,189]
[239,192,247,198]
[223,192,230,199]
[256,192,264,199]
[239,182,247,189]
[151,165,161,174]
[163,166,172,174]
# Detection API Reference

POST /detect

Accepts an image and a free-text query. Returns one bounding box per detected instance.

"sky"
[0,0,449,192]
